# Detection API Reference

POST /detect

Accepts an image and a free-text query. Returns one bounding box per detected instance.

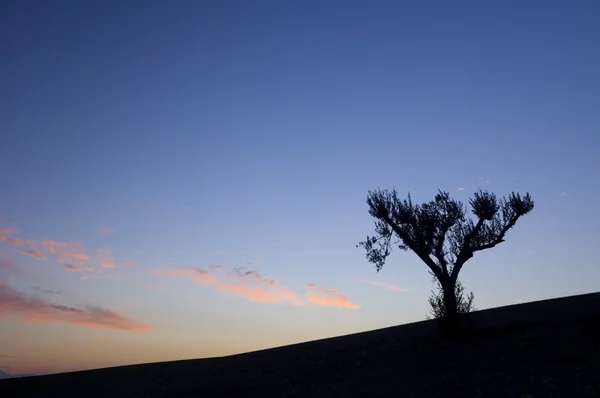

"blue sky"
[1,0,599,375]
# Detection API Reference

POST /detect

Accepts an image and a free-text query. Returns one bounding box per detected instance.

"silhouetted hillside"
[0,371,35,380]
[2,292,599,397]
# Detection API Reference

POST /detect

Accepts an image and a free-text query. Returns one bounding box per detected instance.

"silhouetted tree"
[357,188,534,323]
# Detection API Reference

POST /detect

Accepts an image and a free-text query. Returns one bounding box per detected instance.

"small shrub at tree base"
[426,271,475,320]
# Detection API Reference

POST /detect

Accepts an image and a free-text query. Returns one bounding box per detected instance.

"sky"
[1,0,599,376]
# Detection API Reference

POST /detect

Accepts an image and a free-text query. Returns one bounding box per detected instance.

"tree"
[357,188,534,323]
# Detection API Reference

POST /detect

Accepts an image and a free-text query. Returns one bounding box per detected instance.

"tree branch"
[433,226,450,277]
[471,214,521,254]
[450,217,485,282]
[451,213,522,282]
[381,213,445,281]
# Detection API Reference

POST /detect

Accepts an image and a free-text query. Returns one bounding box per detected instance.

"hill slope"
[2,292,600,397]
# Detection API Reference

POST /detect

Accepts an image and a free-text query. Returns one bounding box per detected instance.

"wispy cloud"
[0,225,125,276]
[0,227,113,281]
[20,250,47,260]
[80,271,114,281]
[0,228,89,265]
[0,228,34,248]
[160,267,216,285]
[219,283,303,305]
[558,191,567,196]
[478,177,491,185]
[40,240,89,263]
[160,266,304,305]
[0,354,14,358]
[456,187,465,191]
[222,268,304,305]
[31,286,63,295]
[350,276,410,292]
[304,283,360,309]
[0,227,19,241]
[99,228,115,237]
[0,280,151,332]
[158,266,357,308]
[63,264,82,272]
[95,249,115,269]
[123,259,139,267]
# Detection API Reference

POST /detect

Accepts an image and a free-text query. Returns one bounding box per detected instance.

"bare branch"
[450,191,534,282]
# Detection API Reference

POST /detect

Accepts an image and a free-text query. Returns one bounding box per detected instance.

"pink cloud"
[0,228,35,248]
[80,271,114,281]
[160,266,357,308]
[40,240,89,263]
[0,227,89,265]
[160,266,303,305]
[95,249,115,269]
[99,227,115,237]
[304,283,360,309]
[161,267,217,285]
[123,259,139,267]
[218,283,303,305]
[0,228,14,236]
[20,250,47,260]
[63,264,82,272]
[0,280,151,331]
[0,228,19,243]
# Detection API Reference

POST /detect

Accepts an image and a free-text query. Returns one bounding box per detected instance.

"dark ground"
[2,292,600,398]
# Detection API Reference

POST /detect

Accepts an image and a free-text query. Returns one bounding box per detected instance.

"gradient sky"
[1,0,599,376]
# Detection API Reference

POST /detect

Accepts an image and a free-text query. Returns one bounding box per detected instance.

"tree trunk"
[441,279,461,336]
[442,279,458,319]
